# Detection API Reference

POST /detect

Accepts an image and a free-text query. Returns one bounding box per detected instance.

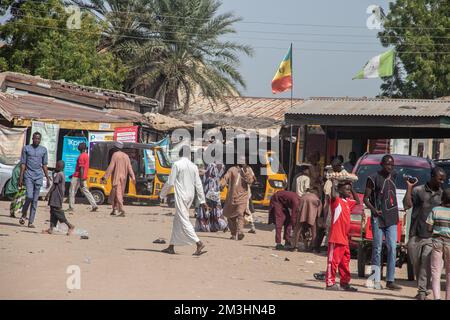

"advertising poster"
[88,131,114,153]
[0,125,26,165]
[61,136,88,182]
[31,121,60,168]
[113,126,139,143]
[143,149,156,175]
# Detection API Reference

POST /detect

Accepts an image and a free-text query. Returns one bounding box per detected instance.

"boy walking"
[325,179,360,291]
[67,142,98,213]
[426,188,450,300]
[43,161,74,235]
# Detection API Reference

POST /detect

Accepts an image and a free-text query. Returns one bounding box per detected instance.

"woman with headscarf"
[195,161,228,232]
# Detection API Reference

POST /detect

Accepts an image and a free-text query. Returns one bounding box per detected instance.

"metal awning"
[285,97,450,131]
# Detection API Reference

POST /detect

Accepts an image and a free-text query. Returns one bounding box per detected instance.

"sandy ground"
[0,199,443,300]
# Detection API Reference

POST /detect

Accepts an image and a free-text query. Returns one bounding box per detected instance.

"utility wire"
[4,13,450,47]
[17,1,450,30]
[3,20,450,55]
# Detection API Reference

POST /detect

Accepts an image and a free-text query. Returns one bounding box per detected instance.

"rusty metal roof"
[286,97,450,117]
[187,96,304,121]
[0,92,144,123]
[0,72,159,111]
[169,96,303,129]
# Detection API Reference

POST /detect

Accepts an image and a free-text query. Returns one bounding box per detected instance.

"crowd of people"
[268,152,449,299]
[4,135,449,300]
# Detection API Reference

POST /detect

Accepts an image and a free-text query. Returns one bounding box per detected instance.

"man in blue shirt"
[18,132,51,228]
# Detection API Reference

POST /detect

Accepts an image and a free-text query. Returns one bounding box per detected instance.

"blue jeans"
[21,177,42,225]
[371,217,397,282]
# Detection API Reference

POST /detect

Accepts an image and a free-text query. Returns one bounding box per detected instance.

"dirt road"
[0,200,433,300]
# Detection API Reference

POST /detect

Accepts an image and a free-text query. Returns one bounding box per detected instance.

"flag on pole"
[353,49,394,79]
[272,45,293,93]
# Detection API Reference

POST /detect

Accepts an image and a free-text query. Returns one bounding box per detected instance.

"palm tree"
[75,0,253,114]
[70,0,149,53]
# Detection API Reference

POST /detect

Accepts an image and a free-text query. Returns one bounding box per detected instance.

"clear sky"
[218,0,393,99]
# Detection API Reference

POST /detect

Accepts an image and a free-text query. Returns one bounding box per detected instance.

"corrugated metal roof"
[0,72,159,109]
[286,97,450,117]
[188,96,304,121]
[0,92,144,123]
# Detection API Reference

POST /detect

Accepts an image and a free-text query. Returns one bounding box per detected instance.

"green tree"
[0,0,127,90]
[71,0,150,53]
[378,0,450,98]
[0,0,14,15]
[78,0,253,113]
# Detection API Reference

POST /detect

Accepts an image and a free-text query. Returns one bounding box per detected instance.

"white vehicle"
[0,161,15,197]
[0,160,52,199]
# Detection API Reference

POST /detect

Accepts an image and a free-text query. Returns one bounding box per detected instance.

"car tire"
[407,253,415,281]
[90,189,105,205]
[357,242,367,278]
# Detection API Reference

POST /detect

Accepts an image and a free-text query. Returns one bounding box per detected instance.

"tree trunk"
[162,89,177,114]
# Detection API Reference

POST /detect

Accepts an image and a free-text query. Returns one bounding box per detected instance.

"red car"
[348,153,433,280]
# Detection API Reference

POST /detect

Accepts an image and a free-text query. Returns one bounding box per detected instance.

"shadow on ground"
[0,221,20,227]
[267,280,414,299]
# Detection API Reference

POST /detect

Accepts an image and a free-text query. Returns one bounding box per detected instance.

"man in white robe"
[160,147,208,255]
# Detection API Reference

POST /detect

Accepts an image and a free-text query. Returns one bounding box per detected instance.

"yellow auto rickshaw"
[87,142,173,205]
[220,150,287,207]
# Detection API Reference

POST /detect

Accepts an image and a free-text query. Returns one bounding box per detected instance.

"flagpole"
[288,42,294,189]
[290,42,293,106]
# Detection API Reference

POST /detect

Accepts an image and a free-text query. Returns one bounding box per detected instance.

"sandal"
[161,247,175,254]
[193,250,207,256]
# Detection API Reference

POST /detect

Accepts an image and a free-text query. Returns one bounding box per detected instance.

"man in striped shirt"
[427,188,450,300]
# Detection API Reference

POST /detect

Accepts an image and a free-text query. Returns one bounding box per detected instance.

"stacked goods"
[328,171,358,182]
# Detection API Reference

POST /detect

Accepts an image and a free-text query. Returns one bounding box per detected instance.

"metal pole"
[288,42,294,190]
[288,124,294,190]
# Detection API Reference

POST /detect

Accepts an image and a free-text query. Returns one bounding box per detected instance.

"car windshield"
[353,164,431,193]
[267,153,285,174]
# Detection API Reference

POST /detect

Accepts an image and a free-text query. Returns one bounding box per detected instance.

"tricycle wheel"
[407,253,415,281]
[90,189,105,205]
[357,242,367,278]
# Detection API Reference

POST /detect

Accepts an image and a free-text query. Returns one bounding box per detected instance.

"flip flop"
[153,239,166,244]
[161,248,175,254]
[314,273,326,281]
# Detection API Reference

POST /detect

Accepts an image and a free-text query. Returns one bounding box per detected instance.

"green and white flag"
[353,49,394,79]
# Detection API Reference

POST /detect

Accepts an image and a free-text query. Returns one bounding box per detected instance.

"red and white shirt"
[329,196,356,246]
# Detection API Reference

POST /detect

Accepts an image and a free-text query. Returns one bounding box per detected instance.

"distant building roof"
[286,97,450,117]
[285,97,450,130]
[171,96,304,129]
